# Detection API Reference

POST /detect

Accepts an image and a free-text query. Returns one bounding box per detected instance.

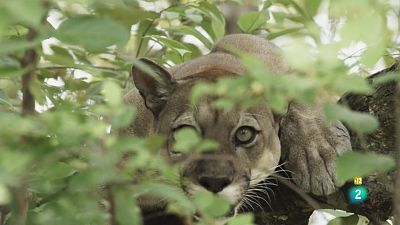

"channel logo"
[348,176,368,204]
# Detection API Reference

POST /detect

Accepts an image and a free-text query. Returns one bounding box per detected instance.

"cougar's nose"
[198,175,232,193]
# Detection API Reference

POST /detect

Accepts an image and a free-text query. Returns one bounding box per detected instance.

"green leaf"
[171,26,213,49]
[2,25,29,37]
[324,104,379,134]
[38,162,76,180]
[332,75,372,94]
[327,214,359,225]
[102,81,122,106]
[211,18,225,41]
[228,214,254,225]
[150,35,191,56]
[134,19,155,57]
[266,27,303,40]
[65,78,90,91]
[143,135,166,151]
[383,54,396,67]
[0,89,12,107]
[304,0,322,17]
[0,55,23,77]
[4,0,45,26]
[266,93,287,114]
[29,80,47,105]
[44,45,75,66]
[134,182,195,214]
[197,140,219,152]
[200,19,216,41]
[0,39,41,55]
[336,151,395,182]
[360,43,386,67]
[271,12,286,24]
[196,2,225,40]
[211,98,234,110]
[237,11,269,33]
[319,209,354,218]
[95,5,157,28]
[0,150,32,185]
[194,191,230,217]
[173,127,200,153]
[57,16,130,52]
[0,184,11,205]
[190,83,214,105]
[372,72,400,85]
[115,189,142,225]
[185,8,203,23]
[111,105,136,128]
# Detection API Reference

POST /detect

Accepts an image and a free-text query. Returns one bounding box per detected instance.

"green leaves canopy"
[56,16,130,52]
[0,0,398,224]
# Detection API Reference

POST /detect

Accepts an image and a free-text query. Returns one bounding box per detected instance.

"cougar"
[123,34,351,216]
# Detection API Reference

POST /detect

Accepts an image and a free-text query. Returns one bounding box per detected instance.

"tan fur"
[123,34,351,212]
[124,34,287,137]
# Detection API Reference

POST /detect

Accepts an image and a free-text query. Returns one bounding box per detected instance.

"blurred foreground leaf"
[336,151,395,182]
[57,16,129,52]
[325,104,379,134]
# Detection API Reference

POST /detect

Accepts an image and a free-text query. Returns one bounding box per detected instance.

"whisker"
[246,192,272,209]
[252,180,278,187]
[248,188,273,204]
[242,198,255,212]
[243,195,263,211]
[248,187,272,201]
[275,162,294,179]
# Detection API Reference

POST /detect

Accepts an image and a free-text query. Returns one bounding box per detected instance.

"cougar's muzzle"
[193,158,234,193]
[181,154,250,206]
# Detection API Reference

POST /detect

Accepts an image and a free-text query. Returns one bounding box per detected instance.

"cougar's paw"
[279,103,352,196]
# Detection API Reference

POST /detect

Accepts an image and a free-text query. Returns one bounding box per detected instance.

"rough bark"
[338,63,398,224]
[394,82,400,225]
[5,27,38,225]
[20,28,38,115]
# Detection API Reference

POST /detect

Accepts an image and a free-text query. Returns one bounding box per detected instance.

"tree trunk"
[394,82,400,225]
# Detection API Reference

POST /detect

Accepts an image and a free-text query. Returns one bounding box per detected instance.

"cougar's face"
[155,78,281,208]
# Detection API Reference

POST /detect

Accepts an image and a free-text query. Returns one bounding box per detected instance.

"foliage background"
[0,0,399,225]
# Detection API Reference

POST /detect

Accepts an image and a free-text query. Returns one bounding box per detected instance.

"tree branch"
[20,28,38,115]
[135,19,154,58]
[106,186,118,225]
[394,82,400,225]
[271,174,321,210]
[8,26,39,225]
[0,206,9,225]
[38,65,125,72]
[10,188,29,225]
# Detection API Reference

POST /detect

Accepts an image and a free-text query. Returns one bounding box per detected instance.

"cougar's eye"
[235,126,257,145]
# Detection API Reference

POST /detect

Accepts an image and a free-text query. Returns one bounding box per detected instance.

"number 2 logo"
[348,186,367,203]
[355,189,362,200]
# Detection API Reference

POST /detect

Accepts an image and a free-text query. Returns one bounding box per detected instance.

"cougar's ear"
[131,58,175,116]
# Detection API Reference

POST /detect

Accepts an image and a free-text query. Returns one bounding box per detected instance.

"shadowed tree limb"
[20,27,38,116]
[106,186,118,225]
[394,82,400,225]
[8,27,39,225]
